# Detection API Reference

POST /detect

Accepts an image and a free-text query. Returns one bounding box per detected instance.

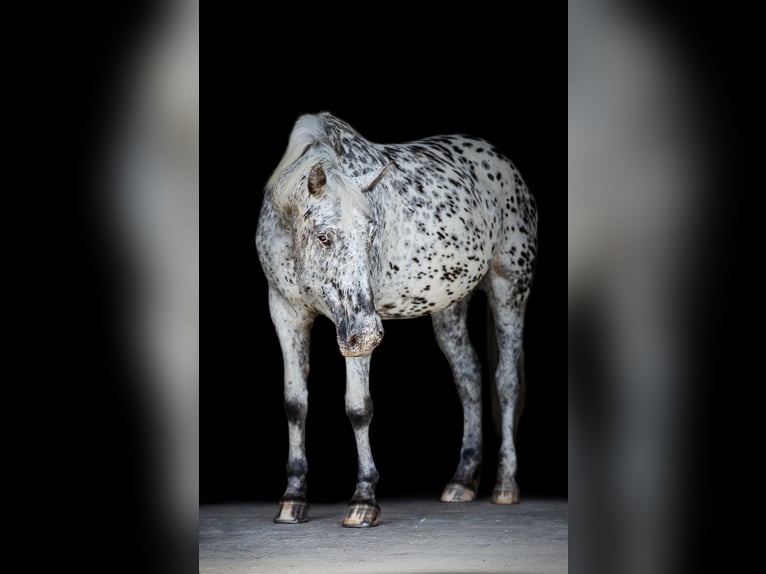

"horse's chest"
[256,207,304,300]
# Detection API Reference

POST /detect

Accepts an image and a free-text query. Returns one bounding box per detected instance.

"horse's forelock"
[333,172,372,222]
[267,115,372,223]
[268,148,371,222]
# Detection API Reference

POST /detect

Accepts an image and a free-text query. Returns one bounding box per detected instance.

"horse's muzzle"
[336,313,384,357]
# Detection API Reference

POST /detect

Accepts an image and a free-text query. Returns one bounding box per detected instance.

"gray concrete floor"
[200,498,567,573]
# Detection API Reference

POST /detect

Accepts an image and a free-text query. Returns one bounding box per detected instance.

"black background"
[203,7,566,504]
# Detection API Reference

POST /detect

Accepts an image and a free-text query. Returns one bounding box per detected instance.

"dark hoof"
[491,481,520,505]
[274,500,309,523]
[342,502,381,528]
[440,483,477,502]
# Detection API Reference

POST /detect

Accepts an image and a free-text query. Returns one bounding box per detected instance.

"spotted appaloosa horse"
[256,112,537,527]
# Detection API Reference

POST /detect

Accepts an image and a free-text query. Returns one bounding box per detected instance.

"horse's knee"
[346,396,373,429]
[284,398,307,423]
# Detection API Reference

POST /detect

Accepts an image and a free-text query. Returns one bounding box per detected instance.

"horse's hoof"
[491,483,520,505]
[440,483,477,502]
[274,500,309,523]
[342,502,381,527]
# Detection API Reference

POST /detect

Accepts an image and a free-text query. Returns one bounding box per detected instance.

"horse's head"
[272,157,392,357]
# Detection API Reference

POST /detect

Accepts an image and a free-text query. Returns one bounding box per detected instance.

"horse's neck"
[334,136,388,172]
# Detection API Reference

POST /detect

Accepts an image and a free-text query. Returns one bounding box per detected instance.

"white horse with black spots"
[256,112,537,527]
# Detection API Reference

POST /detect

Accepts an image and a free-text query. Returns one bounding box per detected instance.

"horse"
[256,112,537,527]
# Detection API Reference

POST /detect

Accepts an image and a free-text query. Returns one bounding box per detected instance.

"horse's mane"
[265,113,373,220]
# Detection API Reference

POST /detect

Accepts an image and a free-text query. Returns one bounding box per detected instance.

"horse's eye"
[316,232,330,246]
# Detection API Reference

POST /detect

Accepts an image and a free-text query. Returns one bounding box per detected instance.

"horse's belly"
[375,237,492,319]
[372,160,500,319]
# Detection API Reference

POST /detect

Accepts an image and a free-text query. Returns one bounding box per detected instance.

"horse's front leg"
[269,290,315,524]
[342,355,380,527]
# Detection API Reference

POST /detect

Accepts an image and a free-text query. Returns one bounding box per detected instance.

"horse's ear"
[308,163,326,197]
[357,162,394,192]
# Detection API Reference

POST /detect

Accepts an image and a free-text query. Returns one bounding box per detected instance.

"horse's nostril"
[348,334,359,347]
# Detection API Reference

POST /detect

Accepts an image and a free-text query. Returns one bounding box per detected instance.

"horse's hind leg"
[485,272,530,504]
[432,297,483,502]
